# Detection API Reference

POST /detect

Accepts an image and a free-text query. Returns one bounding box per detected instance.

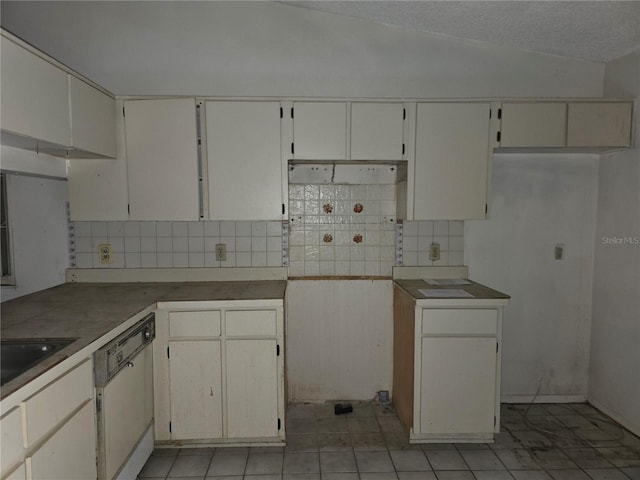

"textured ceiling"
[283,1,640,62]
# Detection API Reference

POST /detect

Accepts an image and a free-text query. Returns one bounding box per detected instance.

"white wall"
[1,2,604,98]
[286,280,393,401]
[589,50,640,435]
[465,154,598,402]
[1,148,70,301]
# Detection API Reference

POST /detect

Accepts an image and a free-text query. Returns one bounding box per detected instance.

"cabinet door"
[420,337,496,435]
[68,76,117,158]
[567,102,632,147]
[0,37,70,146]
[125,98,199,220]
[292,102,347,160]
[27,401,97,480]
[500,103,566,147]
[351,103,404,160]
[414,103,491,220]
[226,339,279,438]
[169,340,223,440]
[0,407,24,477]
[206,101,282,220]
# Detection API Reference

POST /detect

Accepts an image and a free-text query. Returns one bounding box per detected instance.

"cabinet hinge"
[291,107,294,119]
[198,138,202,146]
[277,344,280,356]
[122,106,125,118]
[489,109,492,119]
[169,422,172,433]
[402,143,405,156]
[496,342,499,353]
[282,204,285,215]
[485,204,488,215]
[494,416,497,426]
[403,108,406,120]
[498,108,502,120]
[96,396,102,413]
[280,107,283,119]
[127,204,130,215]
[291,143,294,155]
[278,418,281,430]
[167,346,170,358]
[496,131,501,142]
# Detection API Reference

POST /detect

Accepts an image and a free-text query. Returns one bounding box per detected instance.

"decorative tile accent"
[289,184,397,277]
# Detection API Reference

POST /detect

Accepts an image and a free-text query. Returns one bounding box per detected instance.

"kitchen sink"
[1,338,76,386]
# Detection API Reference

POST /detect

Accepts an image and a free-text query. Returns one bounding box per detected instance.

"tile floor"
[139,402,640,480]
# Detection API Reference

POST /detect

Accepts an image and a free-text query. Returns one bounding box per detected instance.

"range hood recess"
[288,160,407,185]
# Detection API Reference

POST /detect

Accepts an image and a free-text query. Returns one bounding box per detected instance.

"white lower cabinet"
[393,285,507,443]
[27,401,96,480]
[169,340,223,440]
[155,302,285,445]
[0,358,96,480]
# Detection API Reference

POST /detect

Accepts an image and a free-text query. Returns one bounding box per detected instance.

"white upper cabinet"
[567,102,633,147]
[414,102,492,220]
[206,101,283,220]
[68,76,116,158]
[350,102,405,160]
[125,98,200,220]
[292,102,347,160]
[1,36,71,147]
[499,102,567,147]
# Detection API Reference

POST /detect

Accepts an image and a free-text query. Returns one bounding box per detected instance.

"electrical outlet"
[215,243,227,262]
[98,244,112,264]
[429,242,440,261]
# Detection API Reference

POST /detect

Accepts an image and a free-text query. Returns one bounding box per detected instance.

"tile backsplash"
[288,184,398,276]
[71,221,284,269]
[399,220,465,267]
[70,211,465,273]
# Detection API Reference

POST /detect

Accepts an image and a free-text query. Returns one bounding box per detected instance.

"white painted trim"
[501,394,588,404]
[66,267,288,283]
[588,397,640,438]
[114,424,154,480]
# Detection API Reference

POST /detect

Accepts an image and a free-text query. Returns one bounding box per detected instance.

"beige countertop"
[394,278,510,300]
[0,280,287,400]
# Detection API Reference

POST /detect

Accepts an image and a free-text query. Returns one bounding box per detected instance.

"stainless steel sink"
[1,338,76,386]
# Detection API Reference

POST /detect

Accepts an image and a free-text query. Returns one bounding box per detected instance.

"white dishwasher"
[94,313,155,480]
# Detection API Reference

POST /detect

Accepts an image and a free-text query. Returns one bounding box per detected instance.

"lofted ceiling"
[0,1,638,96]
[283,1,640,63]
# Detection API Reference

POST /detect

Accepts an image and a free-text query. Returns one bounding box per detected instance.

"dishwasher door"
[96,343,153,480]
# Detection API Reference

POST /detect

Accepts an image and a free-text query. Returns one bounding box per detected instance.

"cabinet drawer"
[169,311,221,337]
[225,310,277,336]
[1,407,24,475]
[23,359,92,447]
[422,309,497,335]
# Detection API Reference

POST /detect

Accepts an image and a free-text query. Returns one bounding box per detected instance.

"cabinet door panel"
[293,102,347,160]
[414,103,491,220]
[169,341,222,440]
[500,103,566,147]
[27,401,96,480]
[0,407,24,476]
[125,98,199,220]
[226,339,278,438]
[351,103,404,160]
[1,38,71,146]
[207,101,282,220]
[68,76,116,158]
[420,337,496,435]
[567,102,632,147]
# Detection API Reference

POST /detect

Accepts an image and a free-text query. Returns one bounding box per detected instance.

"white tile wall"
[399,220,465,266]
[71,221,284,269]
[288,184,398,277]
